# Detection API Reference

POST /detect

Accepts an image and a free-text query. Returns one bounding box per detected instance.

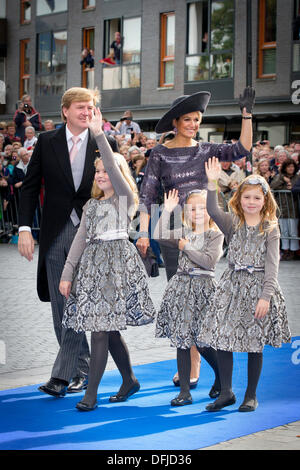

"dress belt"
[177,267,215,278]
[87,229,129,243]
[229,262,264,274]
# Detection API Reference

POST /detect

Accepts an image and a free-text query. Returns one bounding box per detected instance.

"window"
[20,39,30,97]
[82,28,95,89]
[160,12,175,87]
[258,0,277,77]
[36,31,67,96]
[83,0,95,8]
[293,0,300,72]
[36,0,67,16]
[21,0,31,24]
[102,17,141,90]
[186,0,234,82]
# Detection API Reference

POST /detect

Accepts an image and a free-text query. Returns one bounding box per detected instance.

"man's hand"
[18,231,35,261]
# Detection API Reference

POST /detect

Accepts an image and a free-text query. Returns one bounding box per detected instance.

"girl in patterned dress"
[154,188,224,406]
[199,157,291,412]
[59,108,156,411]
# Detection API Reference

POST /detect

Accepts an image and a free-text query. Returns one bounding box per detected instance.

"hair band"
[240,177,268,195]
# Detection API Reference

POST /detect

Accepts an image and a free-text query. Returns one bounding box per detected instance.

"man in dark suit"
[18,87,100,397]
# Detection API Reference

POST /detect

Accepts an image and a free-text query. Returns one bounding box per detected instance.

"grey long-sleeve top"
[139,140,250,213]
[60,132,134,283]
[206,188,280,301]
[153,208,224,273]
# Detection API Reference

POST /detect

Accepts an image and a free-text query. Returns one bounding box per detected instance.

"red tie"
[70,136,80,164]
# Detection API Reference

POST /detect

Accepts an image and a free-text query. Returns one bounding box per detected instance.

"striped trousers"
[45,219,90,382]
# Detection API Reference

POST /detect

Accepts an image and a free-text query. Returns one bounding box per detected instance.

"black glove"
[239,86,255,114]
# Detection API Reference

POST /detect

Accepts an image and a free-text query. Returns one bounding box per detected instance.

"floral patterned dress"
[155,229,224,349]
[62,197,156,332]
[197,190,291,353]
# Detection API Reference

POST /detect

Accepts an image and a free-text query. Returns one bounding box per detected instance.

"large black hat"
[155,91,211,134]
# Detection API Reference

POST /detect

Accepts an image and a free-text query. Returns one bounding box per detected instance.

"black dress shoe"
[76,400,98,412]
[109,381,140,403]
[67,377,88,394]
[38,378,68,397]
[238,397,258,412]
[171,394,193,406]
[206,393,236,412]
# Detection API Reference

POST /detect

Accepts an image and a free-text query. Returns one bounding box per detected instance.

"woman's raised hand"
[164,189,179,212]
[205,157,222,183]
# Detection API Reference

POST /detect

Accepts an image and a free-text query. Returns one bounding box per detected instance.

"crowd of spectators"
[0,94,44,242]
[1,97,300,261]
[216,138,300,260]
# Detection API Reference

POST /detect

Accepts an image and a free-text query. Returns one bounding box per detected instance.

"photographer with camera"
[115,110,141,145]
[13,94,42,144]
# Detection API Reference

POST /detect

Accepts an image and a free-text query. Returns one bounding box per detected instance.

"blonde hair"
[61,87,100,122]
[228,175,278,233]
[91,154,139,219]
[182,190,219,232]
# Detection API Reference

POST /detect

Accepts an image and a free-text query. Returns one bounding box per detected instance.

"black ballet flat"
[109,381,140,403]
[206,393,236,412]
[209,385,221,399]
[76,400,98,412]
[238,397,258,412]
[171,394,193,407]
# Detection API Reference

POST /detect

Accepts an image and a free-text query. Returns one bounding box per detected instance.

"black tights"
[176,346,220,398]
[81,331,136,407]
[215,349,263,403]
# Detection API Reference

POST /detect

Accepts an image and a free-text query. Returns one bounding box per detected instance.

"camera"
[23,103,32,113]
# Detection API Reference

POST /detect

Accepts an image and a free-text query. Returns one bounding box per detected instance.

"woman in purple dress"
[136,87,255,392]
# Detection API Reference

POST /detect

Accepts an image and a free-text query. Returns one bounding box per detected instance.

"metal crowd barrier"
[272,189,300,241]
[0,187,41,242]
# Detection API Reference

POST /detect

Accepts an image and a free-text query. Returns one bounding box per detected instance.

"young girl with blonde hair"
[59,108,155,411]
[154,188,224,406]
[198,157,291,412]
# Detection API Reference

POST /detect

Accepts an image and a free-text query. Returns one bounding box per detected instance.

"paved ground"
[0,244,299,450]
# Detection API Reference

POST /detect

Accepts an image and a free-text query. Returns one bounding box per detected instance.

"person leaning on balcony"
[136,87,255,390]
[109,32,122,65]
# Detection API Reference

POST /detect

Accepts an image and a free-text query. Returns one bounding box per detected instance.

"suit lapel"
[50,124,75,190]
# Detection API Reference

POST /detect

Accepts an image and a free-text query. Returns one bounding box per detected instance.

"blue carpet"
[0,338,299,450]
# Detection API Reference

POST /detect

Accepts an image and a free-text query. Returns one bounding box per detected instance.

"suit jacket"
[18,124,98,301]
